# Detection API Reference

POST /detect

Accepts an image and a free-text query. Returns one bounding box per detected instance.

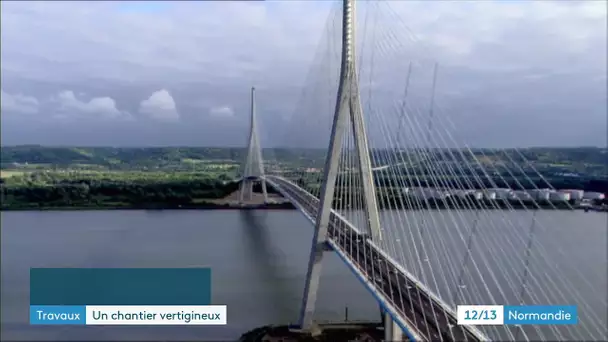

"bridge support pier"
[239,180,252,203]
[239,178,268,203]
[384,312,403,342]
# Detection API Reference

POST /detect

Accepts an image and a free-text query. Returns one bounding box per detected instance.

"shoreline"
[0,202,298,211]
[1,203,604,212]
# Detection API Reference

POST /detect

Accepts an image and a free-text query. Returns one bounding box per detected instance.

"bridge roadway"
[263,175,486,342]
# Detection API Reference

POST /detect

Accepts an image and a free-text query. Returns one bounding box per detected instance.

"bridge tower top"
[342,0,355,67]
[314,0,382,242]
[250,87,257,141]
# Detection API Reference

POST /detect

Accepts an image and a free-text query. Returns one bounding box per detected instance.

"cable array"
[259,1,606,341]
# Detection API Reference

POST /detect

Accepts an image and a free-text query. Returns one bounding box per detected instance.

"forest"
[0,171,243,210]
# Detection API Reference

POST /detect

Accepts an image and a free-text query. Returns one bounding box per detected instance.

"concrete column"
[384,312,403,342]
[384,311,393,341]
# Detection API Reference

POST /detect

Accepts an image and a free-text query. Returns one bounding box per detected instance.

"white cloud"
[0,1,332,86]
[0,1,605,146]
[1,90,39,114]
[209,106,234,118]
[1,1,603,84]
[383,0,606,72]
[53,90,131,120]
[139,89,179,121]
[2,1,603,89]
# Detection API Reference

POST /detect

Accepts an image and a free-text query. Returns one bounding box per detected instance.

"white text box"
[85,305,227,325]
[457,305,504,325]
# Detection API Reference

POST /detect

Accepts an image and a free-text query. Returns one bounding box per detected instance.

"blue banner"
[503,305,577,325]
[30,305,86,325]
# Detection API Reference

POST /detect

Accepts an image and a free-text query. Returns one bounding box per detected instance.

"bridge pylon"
[239,87,269,204]
[299,0,383,331]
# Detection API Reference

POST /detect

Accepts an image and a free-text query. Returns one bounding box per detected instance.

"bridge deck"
[265,175,487,342]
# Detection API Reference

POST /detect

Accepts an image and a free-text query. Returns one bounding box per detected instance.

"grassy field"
[0,170,25,178]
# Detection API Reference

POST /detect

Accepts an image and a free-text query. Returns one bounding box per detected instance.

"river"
[1,210,606,341]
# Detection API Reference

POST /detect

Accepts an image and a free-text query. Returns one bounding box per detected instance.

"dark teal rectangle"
[30,268,211,305]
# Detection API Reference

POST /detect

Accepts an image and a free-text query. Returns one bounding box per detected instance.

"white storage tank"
[410,187,424,197]
[550,192,570,201]
[560,189,584,200]
[493,188,513,199]
[483,190,496,200]
[411,187,433,200]
[433,189,451,199]
[458,189,483,200]
[583,191,606,200]
[451,189,465,197]
[513,190,533,200]
[459,190,480,200]
[530,189,552,201]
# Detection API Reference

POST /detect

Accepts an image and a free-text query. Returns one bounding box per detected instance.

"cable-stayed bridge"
[236,1,607,341]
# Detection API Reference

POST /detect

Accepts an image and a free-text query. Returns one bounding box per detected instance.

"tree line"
[1,172,241,210]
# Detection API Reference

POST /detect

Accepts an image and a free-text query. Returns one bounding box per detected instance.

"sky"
[1,0,606,148]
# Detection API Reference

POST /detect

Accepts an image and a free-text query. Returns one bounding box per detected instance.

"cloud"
[0,1,605,147]
[0,1,330,86]
[385,1,606,70]
[139,89,179,121]
[209,106,234,118]
[53,90,131,120]
[1,90,39,114]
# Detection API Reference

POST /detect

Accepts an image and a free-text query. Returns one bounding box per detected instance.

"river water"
[1,210,606,341]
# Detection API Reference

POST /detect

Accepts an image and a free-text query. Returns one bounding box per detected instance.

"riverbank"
[0,201,297,211]
[3,199,605,211]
